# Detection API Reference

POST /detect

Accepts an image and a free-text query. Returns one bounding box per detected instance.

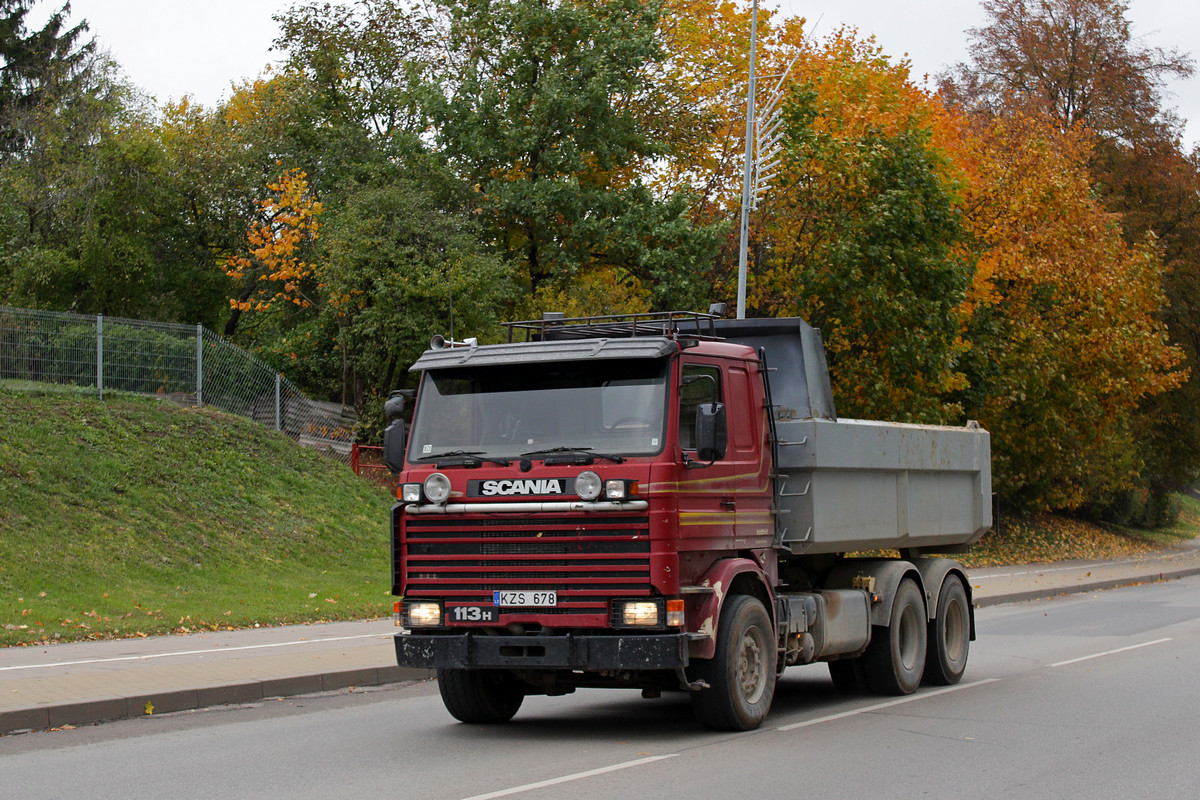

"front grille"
[400,514,652,618]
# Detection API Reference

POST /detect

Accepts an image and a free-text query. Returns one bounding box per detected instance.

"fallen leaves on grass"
[963,515,1170,568]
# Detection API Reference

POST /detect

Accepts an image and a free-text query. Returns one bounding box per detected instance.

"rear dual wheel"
[862,578,927,695]
[924,574,970,685]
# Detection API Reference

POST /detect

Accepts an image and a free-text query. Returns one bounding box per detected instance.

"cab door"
[674,356,773,552]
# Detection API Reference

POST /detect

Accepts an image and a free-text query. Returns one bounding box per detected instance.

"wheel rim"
[898,601,921,671]
[737,625,767,704]
[944,594,967,663]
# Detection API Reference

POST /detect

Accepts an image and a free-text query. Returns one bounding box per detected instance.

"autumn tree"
[942,0,1193,143]
[642,0,805,209]
[945,0,1200,518]
[955,114,1183,513]
[224,168,324,321]
[754,33,972,423]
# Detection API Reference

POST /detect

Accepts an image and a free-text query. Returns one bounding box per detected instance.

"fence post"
[275,373,282,431]
[196,323,203,407]
[96,314,104,399]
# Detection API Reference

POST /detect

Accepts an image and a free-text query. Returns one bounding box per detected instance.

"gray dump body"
[716,318,992,555]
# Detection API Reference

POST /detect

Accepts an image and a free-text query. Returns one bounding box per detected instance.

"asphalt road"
[3,577,1199,800]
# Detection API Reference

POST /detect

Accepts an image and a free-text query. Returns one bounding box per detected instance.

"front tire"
[438,668,524,723]
[690,595,777,731]
[862,578,927,695]
[924,574,970,685]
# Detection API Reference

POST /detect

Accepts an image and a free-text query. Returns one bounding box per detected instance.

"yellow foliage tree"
[224,168,325,317]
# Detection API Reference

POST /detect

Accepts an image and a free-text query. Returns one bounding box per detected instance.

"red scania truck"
[383,311,991,730]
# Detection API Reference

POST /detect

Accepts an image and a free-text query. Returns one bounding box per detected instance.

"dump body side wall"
[775,418,991,555]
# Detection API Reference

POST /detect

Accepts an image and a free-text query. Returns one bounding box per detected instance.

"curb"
[974,565,1200,608]
[0,665,434,736]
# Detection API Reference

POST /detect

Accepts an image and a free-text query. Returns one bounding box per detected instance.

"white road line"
[0,633,391,672]
[458,754,679,800]
[775,678,1001,731]
[972,559,1147,580]
[1050,637,1173,668]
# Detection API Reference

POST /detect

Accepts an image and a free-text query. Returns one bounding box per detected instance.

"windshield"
[408,359,669,461]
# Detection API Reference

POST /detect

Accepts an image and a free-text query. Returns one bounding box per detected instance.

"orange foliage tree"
[223,168,325,329]
[955,113,1184,512]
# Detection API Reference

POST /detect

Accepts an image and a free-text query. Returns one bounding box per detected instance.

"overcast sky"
[30,0,1200,149]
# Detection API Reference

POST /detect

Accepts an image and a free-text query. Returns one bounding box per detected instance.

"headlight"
[401,483,423,503]
[624,604,662,628]
[576,470,602,500]
[404,601,442,628]
[423,472,452,505]
[604,479,637,500]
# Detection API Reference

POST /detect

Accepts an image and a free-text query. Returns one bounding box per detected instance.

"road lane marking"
[1049,637,1173,668]
[458,754,679,800]
[0,633,391,672]
[776,679,1001,731]
[971,559,1150,580]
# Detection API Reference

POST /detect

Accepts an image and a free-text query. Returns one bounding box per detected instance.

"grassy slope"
[0,387,394,646]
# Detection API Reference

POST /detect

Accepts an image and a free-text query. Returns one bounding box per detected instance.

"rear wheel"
[862,578,926,695]
[691,595,777,731]
[924,574,970,685]
[437,668,524,723]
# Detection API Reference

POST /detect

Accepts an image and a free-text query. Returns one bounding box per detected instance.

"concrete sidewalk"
[4,543,1200,736]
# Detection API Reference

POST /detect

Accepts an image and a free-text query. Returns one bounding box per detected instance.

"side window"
[679,363,722,451]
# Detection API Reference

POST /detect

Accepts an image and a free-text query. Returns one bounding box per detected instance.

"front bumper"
[394,631,690,671]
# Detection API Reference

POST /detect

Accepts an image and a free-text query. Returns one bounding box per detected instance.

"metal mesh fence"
[0,306,355,462]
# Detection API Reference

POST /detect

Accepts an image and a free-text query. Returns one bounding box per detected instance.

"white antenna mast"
[735,12,814,320]
[735,0,760,320]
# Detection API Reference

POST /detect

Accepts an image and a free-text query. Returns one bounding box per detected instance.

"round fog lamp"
[423,472,452,505]
[576,470,602,500]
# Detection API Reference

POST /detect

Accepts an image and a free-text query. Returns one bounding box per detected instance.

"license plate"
[493,590,557,607]
[448,605,499,623]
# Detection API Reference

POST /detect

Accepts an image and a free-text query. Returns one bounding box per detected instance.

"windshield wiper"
[519,446,625,464]
[416,450,511,467]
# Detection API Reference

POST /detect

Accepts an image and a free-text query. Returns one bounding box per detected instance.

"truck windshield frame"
[407,358,670,462]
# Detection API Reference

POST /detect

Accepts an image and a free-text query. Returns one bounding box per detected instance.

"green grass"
[0,386,394,646]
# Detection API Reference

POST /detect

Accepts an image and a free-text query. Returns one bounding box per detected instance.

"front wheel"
[862,578,927,695]
[690,595,777,731]
[437,668,524,723]
[924,574,970,685]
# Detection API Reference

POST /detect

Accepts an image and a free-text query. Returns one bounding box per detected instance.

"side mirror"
[694,402,727,463]
[383,419,407,474]
[383,391,408,474]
